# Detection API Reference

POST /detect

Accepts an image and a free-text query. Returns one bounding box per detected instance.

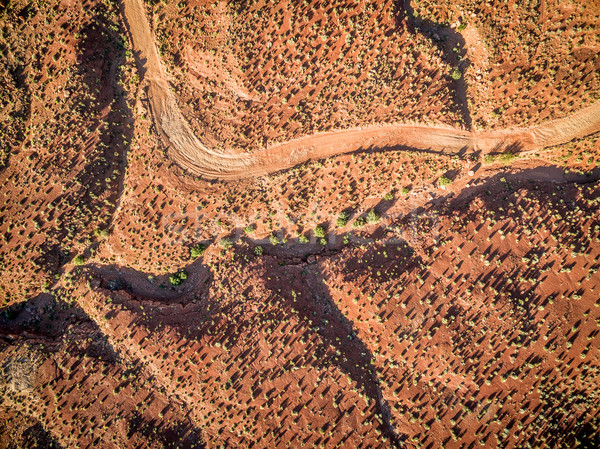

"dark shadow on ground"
[12,10,136,301]
[0,290,206,448]
[259,258,406,446]
[330,168,600,447]
[398,0,472,129]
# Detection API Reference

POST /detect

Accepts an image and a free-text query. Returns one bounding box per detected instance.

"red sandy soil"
[412,0,600,129]
[123,0,600,180]
[147,0,464,153]
[0,297,203,448]
[9,171,595,448]
[0,0,136,302]
[1,0,600,448]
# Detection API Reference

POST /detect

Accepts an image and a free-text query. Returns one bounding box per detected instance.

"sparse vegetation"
[353,217,366,228]
[336,212,350,228]
[169,270,188,286]
[314,226,326,238]
[219,238,233,249]
[1,1,599,448]
[366,210,380,224]
[190,243,206,259]
[450,68,462,80]
[439,175,453,186]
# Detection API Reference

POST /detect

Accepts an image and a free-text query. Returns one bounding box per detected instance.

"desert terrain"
[1,0,599,448]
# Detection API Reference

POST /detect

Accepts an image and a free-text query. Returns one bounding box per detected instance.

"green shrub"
[269,235,279,245]
[219,238,233,249]
[254,245,264,256]
[314,226,326,238]
[366,210,379,224]
[353,217,366,228]
[498,151,518,163]
[336,212,349,228]
[94,228,110,238]
[439,175,453,186]
[384,192,394,201]
[401,187,410,195]
[298,235,309,244]
[190,243,206,259]
[450,68,461,80]
[243,224,255,234]
[73,255,85,266]
[169,270,188,286]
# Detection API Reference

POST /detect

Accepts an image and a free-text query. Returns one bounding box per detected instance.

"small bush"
[298,235,309,244]
[401,187,411,195]
[450,68,462,80]
[498,151,518,163]
[366,210,379,224]
[73,255,85,266]
[439,175,453,186]
[384,192,394,201]
[353,217,366,228]
[254,245,264,256]
[269,235,279,245]
[190,243,206,259]
[336,212,349,228]
[169,270,188,286]
[314,226,326,238]
[94,228,110,238]
[219,238,233,249]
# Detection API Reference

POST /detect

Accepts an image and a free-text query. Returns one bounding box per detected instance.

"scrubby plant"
[169,270,188,286]
[439,175,453,186]
[314,226,326,238]
[336,212,349,228]
[219,238,233,249]
[73,255,85,265]
[93,228,110,238]
[353,217,366,228]
[498,151,518,163]
[190,243,206,259]
[254,245,264,256]
[366,210,379,224]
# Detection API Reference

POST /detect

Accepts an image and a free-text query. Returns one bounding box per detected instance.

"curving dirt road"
[121,0,600,180]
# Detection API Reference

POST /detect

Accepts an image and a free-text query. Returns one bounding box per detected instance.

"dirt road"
[120,0,600,180]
